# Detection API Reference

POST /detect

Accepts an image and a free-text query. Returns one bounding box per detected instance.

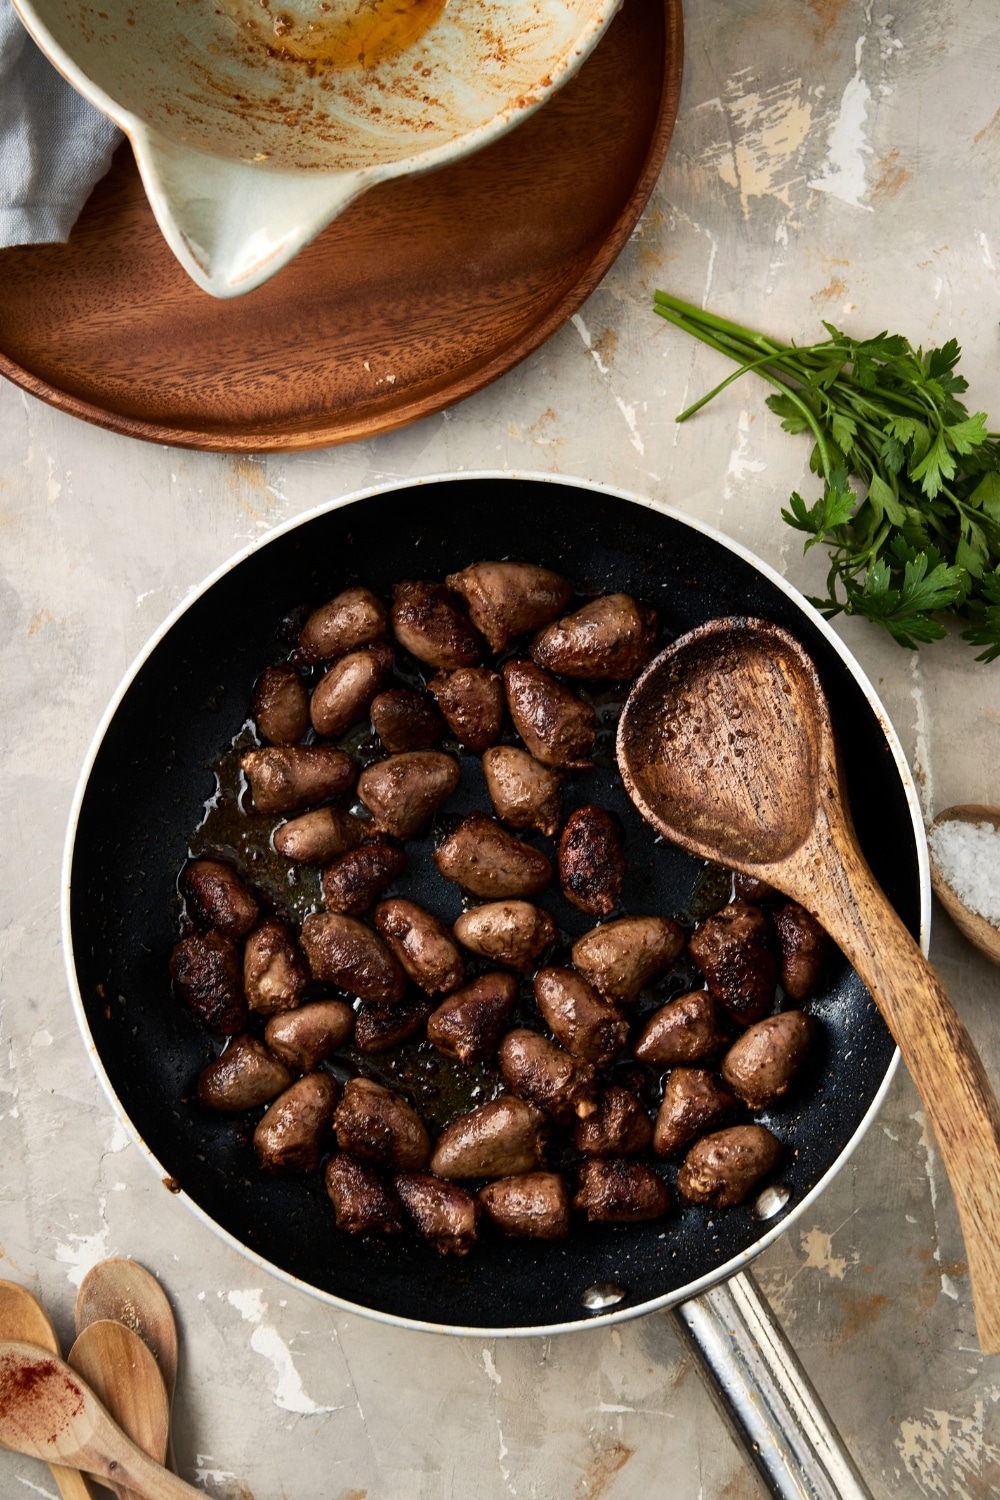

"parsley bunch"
[654,290,1000,659]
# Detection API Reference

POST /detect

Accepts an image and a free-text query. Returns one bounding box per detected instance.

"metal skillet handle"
[672,1271,873,1500]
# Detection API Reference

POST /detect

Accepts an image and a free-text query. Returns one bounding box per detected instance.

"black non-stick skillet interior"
[68,478,915,1330]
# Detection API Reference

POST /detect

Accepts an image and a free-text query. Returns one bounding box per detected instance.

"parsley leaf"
[653,290,1000,658]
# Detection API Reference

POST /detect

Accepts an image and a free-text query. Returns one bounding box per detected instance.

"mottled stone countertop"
[3,0,1000,1495]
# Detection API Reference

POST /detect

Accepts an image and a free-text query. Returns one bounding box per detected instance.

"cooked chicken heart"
[430,1095,545,1179]
[334,1077,430,1169]
[434,812,552,898]
[530,593,658,680]
[426,973,518,1065]
[502,660,595,769]
[482,746,561,836]
[445,561,572,652]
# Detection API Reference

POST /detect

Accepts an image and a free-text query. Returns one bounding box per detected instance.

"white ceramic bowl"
[13,0,621,297]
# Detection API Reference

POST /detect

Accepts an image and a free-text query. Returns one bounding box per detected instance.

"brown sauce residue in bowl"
[223,0,449,70]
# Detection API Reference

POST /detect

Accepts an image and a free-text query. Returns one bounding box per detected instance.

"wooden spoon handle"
[83,1447,204,1500]
[49,1463,96,1500]
[815,834,1000,1353]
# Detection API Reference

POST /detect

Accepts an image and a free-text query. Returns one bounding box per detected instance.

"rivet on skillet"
[581,1282,627,1312]
[753,1184,791,1221]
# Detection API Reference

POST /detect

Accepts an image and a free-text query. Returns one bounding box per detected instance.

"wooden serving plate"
[0,0,681,452]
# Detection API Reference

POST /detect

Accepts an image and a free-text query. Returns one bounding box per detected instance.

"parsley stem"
[654,305,835,481]
[652,291,785,357]
[654,290,1000,658]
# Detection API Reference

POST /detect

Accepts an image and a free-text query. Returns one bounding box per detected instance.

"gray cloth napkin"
[0,0,122,247]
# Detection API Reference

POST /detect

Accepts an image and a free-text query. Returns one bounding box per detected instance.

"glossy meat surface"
[688,900,778,1026]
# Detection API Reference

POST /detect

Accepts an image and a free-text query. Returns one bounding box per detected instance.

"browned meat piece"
[321,840,406,915]
[502,660,595,769]
[574,1086,652,1157]
[772,903,832,1001]
[265,1000,354,1070]
[734,872,779,903]
[426,973,518,1065]
[445,562,572,652]
[310,643,394,737]
[676,1125,783,1207]
[482,747,562,836]
[181,859,259,939]
[434,812,552,899]
[391,581,482,669]
[452,901,556,972]
[370,689,445,752]
[197,1034,292,1112]
[633,990,729,1067]
[252,664,309,746]
[325,1153,405,1235]
[243,920,310,1015]
[394,1173,479,1255]
[373,899,464,995]
[300,912,407,1003]
[334,1077,430,1168]
[652,1068,740,1157]
[170,931,247,1034]
[498,1029,597,1123]
[558,806,625,916]
[240,744,356,816]
[530,594,658,680]
[430,1096,545,1179]
[533,967,628,1065]
[571,916,685,1004]
[273,807,365,865]
[298,586,387,664]
[357,751,460,839]
[721,1011,816,1109]
[427,667,505,752]
[254,1073,339,1173]
[354,994,433,1052]
[687,900,778,1026]
[573,1159,670,1224]
[479,1173,570,1239]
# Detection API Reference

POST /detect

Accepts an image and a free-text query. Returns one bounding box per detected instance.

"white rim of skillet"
[61,470,925,1339]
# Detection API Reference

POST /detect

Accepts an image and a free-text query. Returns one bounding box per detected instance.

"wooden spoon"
[76,1260,179,1472]
[0,1280,94,1500]
[68,1321,169,1500]
[0,1341,203,1500]
[617,616,1000,1354]
[928,804,1000,967]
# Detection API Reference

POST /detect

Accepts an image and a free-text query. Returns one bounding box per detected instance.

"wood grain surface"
[618,618,1000,1354]
[67,1321,170,1500]
[0,1283,95,1500]
[0,1343,200,1500]
[0,0,681,451]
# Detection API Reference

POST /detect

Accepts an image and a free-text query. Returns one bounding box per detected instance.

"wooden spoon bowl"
[76,1260,178,1472]
[0,1342,201,1500]
[618,616,1000,1354]
[928,804,1000,967]
[68,1321,169,1500]
[0,1280,94,1500]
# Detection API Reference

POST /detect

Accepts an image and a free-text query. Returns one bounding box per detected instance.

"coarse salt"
[929,819,1000,928]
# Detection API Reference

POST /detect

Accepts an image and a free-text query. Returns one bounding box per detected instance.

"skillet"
[63,473,923,1337]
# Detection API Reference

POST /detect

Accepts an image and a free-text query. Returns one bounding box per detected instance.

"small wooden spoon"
[617,616,1000,1354]
[928,804,1000,967]
[76,1260,179,1472]
[68,1321,170,1500]
[0,1280,94,1500]
[0,1341,203,1500]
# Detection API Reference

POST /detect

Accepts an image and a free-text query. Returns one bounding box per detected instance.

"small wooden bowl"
[928,804,1000,966]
